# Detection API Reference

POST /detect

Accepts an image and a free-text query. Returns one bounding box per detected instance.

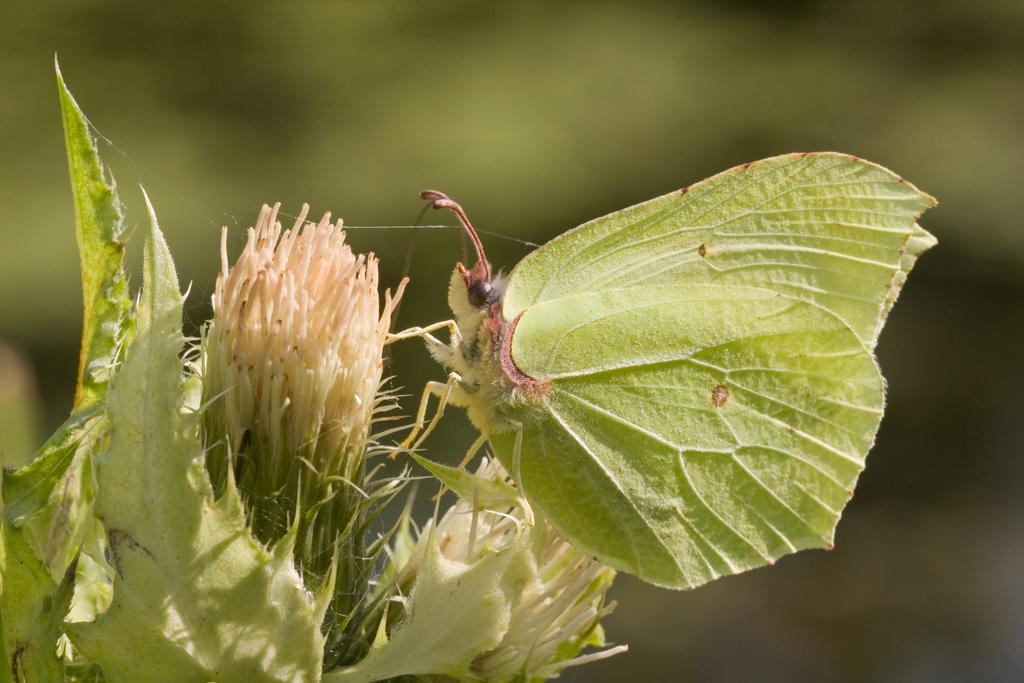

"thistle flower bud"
[471,523,625,682]
[378,459,625,682]
[201,203,405,663]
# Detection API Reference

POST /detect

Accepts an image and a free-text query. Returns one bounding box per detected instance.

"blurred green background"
[2,1,1022,681]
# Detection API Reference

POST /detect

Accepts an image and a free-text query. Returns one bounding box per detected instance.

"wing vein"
[546,403,677,576]
[735,402,864,467]
[676,453,773,563]
[556,389,684,451]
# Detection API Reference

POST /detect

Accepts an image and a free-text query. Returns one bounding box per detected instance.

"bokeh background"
[2,2,1022,681]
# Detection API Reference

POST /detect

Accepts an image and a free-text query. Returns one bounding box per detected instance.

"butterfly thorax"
[439,264,546,435]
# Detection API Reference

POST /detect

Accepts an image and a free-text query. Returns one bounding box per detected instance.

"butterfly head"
[421,189,500,311]
[455,260,498,307]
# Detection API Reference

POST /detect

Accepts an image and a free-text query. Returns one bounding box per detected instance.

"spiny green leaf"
[67,195,325,683]
[56,59,133,412]
[3,410,103,582]
[0,411,99,682]
[0,68,134,681]
[20,424,102,586]
[0,523,76,683]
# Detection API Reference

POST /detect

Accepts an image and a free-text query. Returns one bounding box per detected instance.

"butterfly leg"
[399,371,465,453]
[505,418,535,528]
[386,319,461,359]
[457,433,488,470]
[387,319,462,367]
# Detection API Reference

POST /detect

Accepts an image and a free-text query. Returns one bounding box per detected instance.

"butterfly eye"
[467,280,493,308]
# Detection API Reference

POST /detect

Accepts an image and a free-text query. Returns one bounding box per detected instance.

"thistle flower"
[441,461,625,681]
[363,459,626,682]
[201,203,405,665]
[471,523,626,681]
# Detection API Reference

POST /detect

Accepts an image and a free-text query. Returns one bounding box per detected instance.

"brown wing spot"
[697,243,708,258]
[678,186,689,196]
[740,161,753,171]
[711,384,730,407]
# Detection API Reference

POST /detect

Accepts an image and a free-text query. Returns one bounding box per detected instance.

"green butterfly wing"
[492,285,881,588]
[502,153,936,346]
[488,153,935,589]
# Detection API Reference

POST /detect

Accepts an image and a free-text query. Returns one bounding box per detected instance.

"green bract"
[326,536,532,683]
[332,459,621,683]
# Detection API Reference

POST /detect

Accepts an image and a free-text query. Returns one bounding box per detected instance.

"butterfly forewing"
[492,285,882,588]
[877,222,936,341]
[502,152,936,346]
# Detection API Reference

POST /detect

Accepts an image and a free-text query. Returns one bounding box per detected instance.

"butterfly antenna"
[420,190,491,279]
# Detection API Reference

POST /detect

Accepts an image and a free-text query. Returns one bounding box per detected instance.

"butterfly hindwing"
[491,285,882,589]
[502,152,936,347]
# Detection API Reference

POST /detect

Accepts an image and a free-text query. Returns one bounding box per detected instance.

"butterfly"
[394,152,936,589]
